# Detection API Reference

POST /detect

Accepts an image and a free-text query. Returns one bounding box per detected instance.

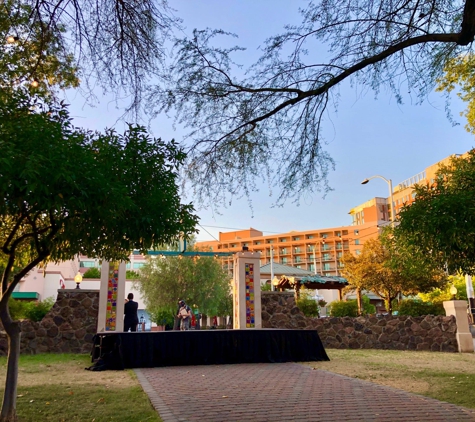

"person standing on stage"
[177,299,192,331]
[124,293,139,332]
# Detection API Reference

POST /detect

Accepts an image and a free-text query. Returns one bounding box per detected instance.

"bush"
[328,296,375,317]
[397,299,445,316]
[329,300,358,317]
[83,267,101,278]
[9,297,55,322]
[24,297,55,322]
[148,307,174,328]
[126,270,140,280]
[296,295,319,317]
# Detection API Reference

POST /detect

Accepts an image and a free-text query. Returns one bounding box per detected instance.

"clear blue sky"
[66,1,475,243]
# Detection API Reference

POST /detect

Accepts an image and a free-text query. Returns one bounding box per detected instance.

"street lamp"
[361,175,395,227]
[74,271,82,289]
[450,284,457,300]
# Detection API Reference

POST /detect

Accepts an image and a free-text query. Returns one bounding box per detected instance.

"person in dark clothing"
[124,293,139,332]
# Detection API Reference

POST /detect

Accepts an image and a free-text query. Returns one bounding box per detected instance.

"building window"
[323,263,331,271]
[295,256,302,263]
[307,235,314,239]
[279,238,287,242]
[293,236,300,241]
[309,264,315,272]
[321,233,328,238]
[267,240,274,244]
[355,239,360,245]
[354,230,359,236]
[254,241,261,245]
[294,247,301,253]
[296,265,302,269]
[323,253,331,261]
[281,258,288,264]
[79,261,96,268]
[355,250,361,255]
[281,248,287,254]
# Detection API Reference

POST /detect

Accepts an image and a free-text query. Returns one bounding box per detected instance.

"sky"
[66,1,475,243]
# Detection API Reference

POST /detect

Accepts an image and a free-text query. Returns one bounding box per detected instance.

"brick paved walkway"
[135,363,475,422]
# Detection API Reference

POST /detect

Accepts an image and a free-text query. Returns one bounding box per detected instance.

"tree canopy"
[135,251,231,318]
[151,0,475,205]
[5,0,178,111]
[396,151,475,274]
[437,52,475,134]
[341,229,446,312]
[0,89,198,421]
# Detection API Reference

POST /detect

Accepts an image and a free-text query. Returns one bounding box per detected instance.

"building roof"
[260,262,314,277]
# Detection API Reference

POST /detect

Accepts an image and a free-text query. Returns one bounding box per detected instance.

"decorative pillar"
[233,250,262,329]
[443,300,474,353]
[97,261,126,332]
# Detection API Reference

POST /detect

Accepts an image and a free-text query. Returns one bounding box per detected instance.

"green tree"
[0,1,79,95]
[4,0,177,110]
[155,0,475,205]
[396,151,475,274]
[340,231,445,313]
[437,53,475,134]
[82,268,101,279]
[135,251,231,318]
[0,90,198,422]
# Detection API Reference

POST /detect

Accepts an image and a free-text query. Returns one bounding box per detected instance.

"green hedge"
[328,296,376,317]
[296,296,319,317]
[9,297,55,322]
[397,299,445,316]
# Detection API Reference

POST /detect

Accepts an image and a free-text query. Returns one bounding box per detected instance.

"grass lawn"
[0,354,161,422]
[0,349,474,420]
[307,348,475,409]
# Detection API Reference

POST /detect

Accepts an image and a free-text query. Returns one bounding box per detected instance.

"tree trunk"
[0,318,20,422]
[356,288,363,315]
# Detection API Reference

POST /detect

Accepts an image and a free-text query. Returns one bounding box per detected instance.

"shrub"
[8,298,28,320]
[329,300,358,317]
[296,295,319,317]
[328,296,375,317]
[83,267,101,278]
[24,297,55,322]
[148,307,174,328]
[397,299,445,316]
[126,270,140,280]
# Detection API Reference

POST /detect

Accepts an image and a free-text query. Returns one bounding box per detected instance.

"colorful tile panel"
[245,263,255,328]
[105,262,119,331]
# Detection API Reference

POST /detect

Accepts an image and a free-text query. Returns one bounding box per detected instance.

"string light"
[31,79,39,88]
[6,35,18,43]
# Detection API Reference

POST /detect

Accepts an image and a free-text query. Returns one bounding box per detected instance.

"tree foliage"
[340,230,445,312]
[437,53,475,134]
[0,89,198,422]
[153,0,475,204]
[396,151,475,274]
[6,0,178,111]
[135,252,231,317]
[0,1,79,96]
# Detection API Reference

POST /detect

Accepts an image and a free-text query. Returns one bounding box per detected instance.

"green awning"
[12,292,39,300]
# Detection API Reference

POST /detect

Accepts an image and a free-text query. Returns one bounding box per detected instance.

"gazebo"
[274,274,348,300]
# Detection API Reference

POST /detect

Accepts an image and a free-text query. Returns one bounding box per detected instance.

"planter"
[151,325,165,332]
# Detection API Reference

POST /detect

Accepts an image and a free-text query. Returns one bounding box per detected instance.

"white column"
[97,261,126,332]
[443,300,474,353]
[233,251,262,329]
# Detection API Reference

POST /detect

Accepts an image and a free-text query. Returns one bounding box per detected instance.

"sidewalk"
[135,363,475,422]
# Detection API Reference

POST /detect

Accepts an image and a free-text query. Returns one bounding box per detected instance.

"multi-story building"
[197,152,464,277]
[349,153,460,227]
[196,223,380,277]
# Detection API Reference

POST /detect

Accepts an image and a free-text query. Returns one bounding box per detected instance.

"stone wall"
[262,291,459,352]
[0,290,99,356]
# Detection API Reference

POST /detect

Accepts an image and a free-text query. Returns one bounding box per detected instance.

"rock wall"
[0,290,99,355]
[262,291,459,352]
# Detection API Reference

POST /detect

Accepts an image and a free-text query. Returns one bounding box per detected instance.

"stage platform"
[91,329,329,370]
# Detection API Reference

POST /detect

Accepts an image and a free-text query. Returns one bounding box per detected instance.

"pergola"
[273,274,348,300]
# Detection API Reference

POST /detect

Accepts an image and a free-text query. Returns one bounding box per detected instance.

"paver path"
[135,363,475,422]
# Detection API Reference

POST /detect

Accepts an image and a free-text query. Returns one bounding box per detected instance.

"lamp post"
[74,271,82,289]
[361,175,395,227]
[450,285,457,300]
